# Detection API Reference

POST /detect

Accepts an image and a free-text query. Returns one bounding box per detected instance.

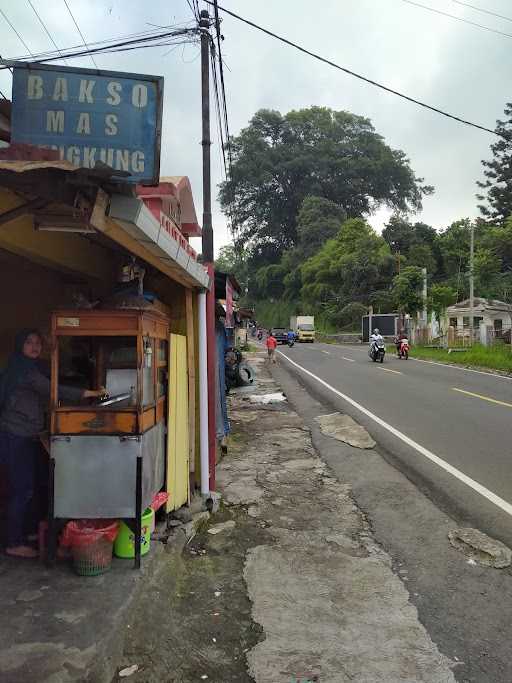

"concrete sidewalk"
[0,518,194,683]
[219,351,455,683]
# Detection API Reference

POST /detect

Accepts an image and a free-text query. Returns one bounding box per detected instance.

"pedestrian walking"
[266,331,277,364]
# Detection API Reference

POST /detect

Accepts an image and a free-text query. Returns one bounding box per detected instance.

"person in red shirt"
[266,331,277,364]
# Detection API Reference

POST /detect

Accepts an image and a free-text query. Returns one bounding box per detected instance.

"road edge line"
[278,350,512,518]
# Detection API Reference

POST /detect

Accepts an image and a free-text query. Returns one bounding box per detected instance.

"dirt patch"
[114,508,268,682]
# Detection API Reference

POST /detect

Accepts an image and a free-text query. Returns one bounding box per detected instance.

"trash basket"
[62,520,119,576]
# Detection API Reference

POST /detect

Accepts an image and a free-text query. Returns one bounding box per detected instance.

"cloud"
[1,0,509,256]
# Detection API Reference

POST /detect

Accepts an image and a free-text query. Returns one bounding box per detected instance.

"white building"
[444,298,512,341]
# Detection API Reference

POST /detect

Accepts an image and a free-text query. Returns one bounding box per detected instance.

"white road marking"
[410,356,512,380]
[377,367,402,375]
[277,351,512,518]
[321,350,331,355]
[342,357,355,362]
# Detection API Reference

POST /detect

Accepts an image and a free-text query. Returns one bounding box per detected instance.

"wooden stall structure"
[48,308,170,568]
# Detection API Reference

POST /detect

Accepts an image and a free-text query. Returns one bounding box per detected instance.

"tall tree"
[220,107,433,259]
[392,266,424,318]
[300,218,394,309]
[477,103,512,223]
[296,196,346,259]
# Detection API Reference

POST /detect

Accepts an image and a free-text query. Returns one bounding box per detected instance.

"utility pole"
[200,9,213,263]
[200,8,216,492]
[469,222,475,345]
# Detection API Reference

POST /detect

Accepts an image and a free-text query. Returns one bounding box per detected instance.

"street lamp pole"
[469,222,475,345]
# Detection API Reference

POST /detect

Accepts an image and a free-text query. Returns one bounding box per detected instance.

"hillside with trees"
[216,104,512,331]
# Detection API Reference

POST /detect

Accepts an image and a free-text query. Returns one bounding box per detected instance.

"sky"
[0,0,510,256]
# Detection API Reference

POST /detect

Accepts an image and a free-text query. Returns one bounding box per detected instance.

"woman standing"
[0,329,105,558]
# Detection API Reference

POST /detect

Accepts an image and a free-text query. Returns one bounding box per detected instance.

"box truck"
[290,316,315,342]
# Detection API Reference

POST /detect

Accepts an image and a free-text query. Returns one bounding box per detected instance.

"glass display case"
[47,309,170,568]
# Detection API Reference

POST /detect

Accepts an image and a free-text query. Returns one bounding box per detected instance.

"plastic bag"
[150,492,169,512]
[61,520,119,548]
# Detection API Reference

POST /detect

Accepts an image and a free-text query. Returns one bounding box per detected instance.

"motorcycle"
[397,338,409,360]
[257,330,263,341]
[287,337,295,347]
[369,340,386,363]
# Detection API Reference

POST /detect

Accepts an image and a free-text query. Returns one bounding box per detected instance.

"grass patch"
[242,342,259,353]
[411,344,512,373]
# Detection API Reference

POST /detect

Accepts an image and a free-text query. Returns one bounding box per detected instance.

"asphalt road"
[277,341,512,547]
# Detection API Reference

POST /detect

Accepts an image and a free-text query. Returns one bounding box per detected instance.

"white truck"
[290,315,315,343]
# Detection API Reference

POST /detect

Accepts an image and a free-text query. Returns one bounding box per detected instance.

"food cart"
[47,308,170,568]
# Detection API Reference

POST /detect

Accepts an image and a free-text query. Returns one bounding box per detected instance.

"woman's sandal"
[6,545,39,559]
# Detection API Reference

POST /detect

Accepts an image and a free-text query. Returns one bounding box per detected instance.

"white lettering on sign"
[78,79,96,103]
[83,147,96,167]
[27,75,43,99]
[66,146,81,165]
[132,84,148,109]
[43,144,146,173]
[105,113,118,136]
[98,148,115,166]
[116,149,130,172]
[106,82,122,106]
[76,112,91,135]
[131,151,145,173]
[53,77,69,102]
[47,110,64,133]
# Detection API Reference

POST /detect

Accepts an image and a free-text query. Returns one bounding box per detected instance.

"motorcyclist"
[370,328,384,346]
[287,329,295,345]
[394,329,408,355]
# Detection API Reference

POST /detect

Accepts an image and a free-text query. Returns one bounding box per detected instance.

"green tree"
[382,214,416,254]
[296,196,346,259]
[392,266,424,317]
[220,107,433,258]
[477,103,512,223]
[215,243,248,293]
[429,284,456,322]
[300,218,394,312]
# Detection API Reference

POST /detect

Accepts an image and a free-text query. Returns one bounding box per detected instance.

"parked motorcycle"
[369,340,386,363]
[225,348,255,391]
[397,338,409,360]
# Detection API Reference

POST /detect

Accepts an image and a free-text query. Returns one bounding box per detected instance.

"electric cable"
[205,1,500,137]
[2,19,197,64]
[0,8,35,56]
[450,0,512,24]
[210,42,228,178]
[400,0,512,40]
[213,0,232,170]
[62,0,98,68]
[0,27,200,69]
[26,0,69,64]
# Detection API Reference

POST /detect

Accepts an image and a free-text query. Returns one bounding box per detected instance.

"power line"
[26,0,69,64]
[62,0,98,68]
[449,0,512,25]
[0,8,35,56]
[5,20,197,63]
[206,1,500,137]
[0,27,199,69]
[400,0,512,40]
[211,44,228,178]
[213,0,232,170]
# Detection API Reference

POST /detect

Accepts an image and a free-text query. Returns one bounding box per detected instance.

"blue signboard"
[9,62,163,184]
